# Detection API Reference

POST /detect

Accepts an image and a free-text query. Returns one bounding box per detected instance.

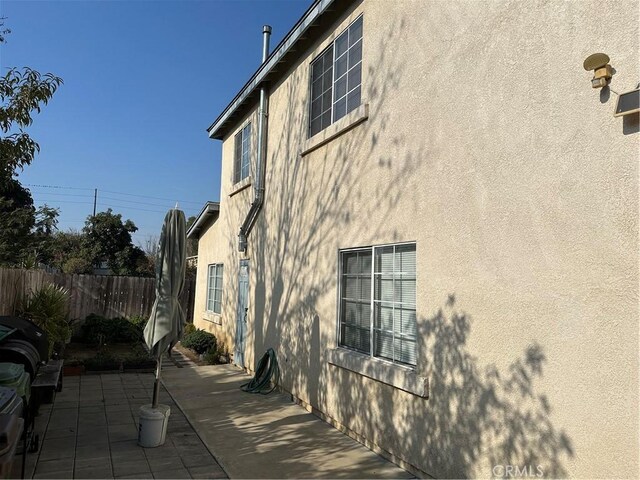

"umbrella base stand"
[138,358,170,448]
[137,404,171,448]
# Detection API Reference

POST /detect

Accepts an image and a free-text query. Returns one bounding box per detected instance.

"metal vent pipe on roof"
[238,25,272,253]
[262,25,272,62]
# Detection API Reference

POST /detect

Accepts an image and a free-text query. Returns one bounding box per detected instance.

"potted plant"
[63,359,85,376]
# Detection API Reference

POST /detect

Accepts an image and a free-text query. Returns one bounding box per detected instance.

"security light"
[583,53,613,89]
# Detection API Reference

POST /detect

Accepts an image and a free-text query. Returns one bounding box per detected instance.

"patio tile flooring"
[14,355,227,479]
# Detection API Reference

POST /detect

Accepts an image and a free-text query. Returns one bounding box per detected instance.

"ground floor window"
[339,242,417,366]
[206,264,223,314]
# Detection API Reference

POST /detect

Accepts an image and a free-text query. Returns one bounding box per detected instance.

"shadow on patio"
[162,364,412,479]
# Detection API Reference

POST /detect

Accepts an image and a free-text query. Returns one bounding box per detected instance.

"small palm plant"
[19,283,71,357]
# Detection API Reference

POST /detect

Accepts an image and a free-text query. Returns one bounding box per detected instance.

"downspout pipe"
[239,24,271,252]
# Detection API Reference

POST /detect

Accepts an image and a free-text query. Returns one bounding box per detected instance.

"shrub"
[18,283,71,357]
[80,314,142,345]
[128,315,147,336]
[181,329,216,354]
[124,344,156,369]
[84,351,120,371]
[183,323,196,336]
[203,348,219,365]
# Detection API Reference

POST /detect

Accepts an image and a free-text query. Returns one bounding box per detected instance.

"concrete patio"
[16,358,412,479]
[17,367,227,479]
[162,364,413,479]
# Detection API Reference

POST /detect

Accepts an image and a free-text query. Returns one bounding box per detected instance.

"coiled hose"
[240,348,279,395]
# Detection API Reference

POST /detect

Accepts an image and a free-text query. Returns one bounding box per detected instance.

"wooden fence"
[0,268,195,322]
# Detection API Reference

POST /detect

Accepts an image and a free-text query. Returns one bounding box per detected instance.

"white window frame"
[337,241,417,367]
[206,263,224,314]
[308,14,363,138]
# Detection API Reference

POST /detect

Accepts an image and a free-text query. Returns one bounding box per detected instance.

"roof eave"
[187,201,220,239]
[207,0,337,140]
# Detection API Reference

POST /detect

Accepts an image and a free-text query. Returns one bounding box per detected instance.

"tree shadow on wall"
[248,5,414,404]
[229,4,574,476]
[407,295,575,478]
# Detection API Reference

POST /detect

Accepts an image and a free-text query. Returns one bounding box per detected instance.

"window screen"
[332,16,362,123]
[339,249,372,354]
[373,244,417,365]
[309,15,363,137]
[339,242,417,366]
[309,46,334,137]
[206,264,224,314]
[233,123,251,184]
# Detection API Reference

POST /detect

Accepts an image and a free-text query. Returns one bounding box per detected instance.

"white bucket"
[137,404,170,448]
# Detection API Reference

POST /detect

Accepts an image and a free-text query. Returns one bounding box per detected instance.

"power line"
[24,183,93,191]
[25,183,204,206]
[99,203,169,214]
[29,191,94,198]
[100,189,203,205]
[31,198,197,213]
[32,199,92,205]
[99,195,179,209]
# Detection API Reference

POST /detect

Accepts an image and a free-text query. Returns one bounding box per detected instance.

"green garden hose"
[240,348,279,394]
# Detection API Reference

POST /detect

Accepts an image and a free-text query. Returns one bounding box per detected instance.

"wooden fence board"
[0,268,194,322]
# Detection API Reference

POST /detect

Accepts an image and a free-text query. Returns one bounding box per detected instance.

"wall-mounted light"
[583,53,640,119]
[583,53,613,88]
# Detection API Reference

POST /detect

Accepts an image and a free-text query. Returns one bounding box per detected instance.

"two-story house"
[187,0,639,477]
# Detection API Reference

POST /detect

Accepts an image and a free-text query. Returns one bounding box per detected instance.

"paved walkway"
[19,353,227,479]
[162,364,413,479]
[17,353,411,479]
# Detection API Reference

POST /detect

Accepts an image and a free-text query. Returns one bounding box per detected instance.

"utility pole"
[93,188,97,216]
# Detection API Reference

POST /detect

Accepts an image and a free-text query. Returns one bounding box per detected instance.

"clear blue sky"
[0,0,309,246]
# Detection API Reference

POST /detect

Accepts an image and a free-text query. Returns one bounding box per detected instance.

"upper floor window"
[338,242,417,366]
[233,123,251,184]
[309,15,363,137]
[206,263,224,314]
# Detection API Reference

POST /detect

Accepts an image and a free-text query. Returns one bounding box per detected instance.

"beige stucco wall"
[194,0,639,477]
[193,106,259,350]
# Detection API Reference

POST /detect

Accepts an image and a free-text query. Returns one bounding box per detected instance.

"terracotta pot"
[63,365,85,376]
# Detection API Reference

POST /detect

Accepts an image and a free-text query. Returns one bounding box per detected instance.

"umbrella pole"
[152,356,162,408]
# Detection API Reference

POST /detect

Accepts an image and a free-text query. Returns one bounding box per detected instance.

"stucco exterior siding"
[193,0,639,477]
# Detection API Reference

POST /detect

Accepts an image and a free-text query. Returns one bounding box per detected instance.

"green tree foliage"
[82,208,149,276]
[139,235,159,277]
[186,215,198,257]
[34,204,59,235]
[0,19,63,265]
[0,67,63,178]
[62,256,93,275]
[0,17,10,44]
[31,204,60,264]
[33,211,154,277]
[43,230,93,274]
[0,177,34,264]
[185,215,198,277]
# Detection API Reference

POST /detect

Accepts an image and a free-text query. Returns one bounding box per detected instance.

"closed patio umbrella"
[144,207,186,408]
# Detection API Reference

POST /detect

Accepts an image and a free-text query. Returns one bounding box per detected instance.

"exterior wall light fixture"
[583,52,613,89]
[583,53,640,118]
